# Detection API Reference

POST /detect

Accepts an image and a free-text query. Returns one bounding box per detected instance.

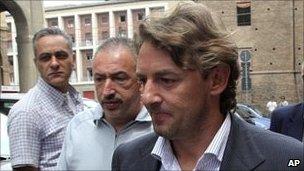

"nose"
[141,79,162,106]
[50,56,59,68]
[102,78,116,97]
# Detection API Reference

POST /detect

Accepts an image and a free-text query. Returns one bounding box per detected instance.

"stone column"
[74,14,83,82]
[145,7,150,18]
[58,16,64,30]
[109,11,115,37]
[127,9,133,39]
[92,13,98,54]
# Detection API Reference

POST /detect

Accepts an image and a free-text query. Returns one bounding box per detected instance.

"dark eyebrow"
[155,70,181,77]
[112,71,128,76]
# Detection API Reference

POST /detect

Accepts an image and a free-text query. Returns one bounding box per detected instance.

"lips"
[48,72,64,77]
[102,100,121,110]
[151,112,172,125]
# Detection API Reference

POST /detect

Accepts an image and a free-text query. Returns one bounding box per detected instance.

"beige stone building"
[198,0,304,114]
[5,0,177,99]
[0,12,13,87]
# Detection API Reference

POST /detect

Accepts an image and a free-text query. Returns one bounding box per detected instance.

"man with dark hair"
[7,27,83,171]
[57,37,153,170]
[112,2,303,170]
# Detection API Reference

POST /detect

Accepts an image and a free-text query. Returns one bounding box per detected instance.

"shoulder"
[239,118,303,157]
[272,103,303,119]
[115,133,158,156]
[68,106,100,130]
[8,88,44,124]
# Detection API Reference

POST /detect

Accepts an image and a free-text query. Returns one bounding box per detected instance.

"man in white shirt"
[112,2,303,171]
[267,96,277,112]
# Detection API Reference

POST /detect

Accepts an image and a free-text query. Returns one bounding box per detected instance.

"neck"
[105,104,142,133]
[171,113,225,170]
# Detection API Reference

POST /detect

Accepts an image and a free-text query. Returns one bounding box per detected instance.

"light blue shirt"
[151,114,231,171]
[57,104,153,170]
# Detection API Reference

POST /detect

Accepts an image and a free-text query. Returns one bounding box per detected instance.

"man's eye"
[115,76,127,82]
[38,53,52,62]
[55,51,69,59]
[94,76,105,83]
[160,78,177,87]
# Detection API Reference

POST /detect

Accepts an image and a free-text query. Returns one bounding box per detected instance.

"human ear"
[209,65,230,96]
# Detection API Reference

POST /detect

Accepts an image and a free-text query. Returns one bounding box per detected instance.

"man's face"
[93,47,141,122]
[35,35,74,92]
[137,42,213,140]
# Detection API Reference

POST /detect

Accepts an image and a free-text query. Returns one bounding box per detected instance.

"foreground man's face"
[137,41,212,139]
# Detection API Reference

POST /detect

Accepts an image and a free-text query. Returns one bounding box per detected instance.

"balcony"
[80,40,93,47]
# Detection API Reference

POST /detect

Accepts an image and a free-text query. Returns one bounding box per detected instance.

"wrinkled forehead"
[93,47,136,73]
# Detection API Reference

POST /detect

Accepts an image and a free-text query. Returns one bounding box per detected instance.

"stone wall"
[199,0,304,114]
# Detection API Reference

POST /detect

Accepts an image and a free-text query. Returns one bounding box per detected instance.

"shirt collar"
[203,113,231,161]
[152,136,180,170]
[134,106,151,122]
[36,77,82,106]
[151,114,231,168]
[93,106,151,126]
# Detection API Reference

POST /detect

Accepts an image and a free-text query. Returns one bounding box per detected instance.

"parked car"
[236,103,270,129]
[0,93,98,171]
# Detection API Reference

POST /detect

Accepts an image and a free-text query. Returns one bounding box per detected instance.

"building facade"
[5,0,176,99]
[0,12,14,89]
[3,0,304,113]
[199,0,303,114]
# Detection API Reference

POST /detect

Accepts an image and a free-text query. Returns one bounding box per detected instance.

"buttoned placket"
[62,94,75,115]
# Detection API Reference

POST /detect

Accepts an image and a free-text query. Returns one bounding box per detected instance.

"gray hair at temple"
[32,27,73,58]
[138,2,240,115]
[94,37,137,63]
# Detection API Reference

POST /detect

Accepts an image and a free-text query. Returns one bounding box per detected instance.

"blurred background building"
[0,0,303,114]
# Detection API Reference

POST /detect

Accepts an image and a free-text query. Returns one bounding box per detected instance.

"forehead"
[93,47,135,73]
[36,35,70,52]
[137,42,182,74]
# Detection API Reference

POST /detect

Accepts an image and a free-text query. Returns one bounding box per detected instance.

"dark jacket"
[112,114,303,171]
[270,102,304,141]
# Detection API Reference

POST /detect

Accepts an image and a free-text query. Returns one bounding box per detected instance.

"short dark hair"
[94,37,137,62]
[32,27,73,57]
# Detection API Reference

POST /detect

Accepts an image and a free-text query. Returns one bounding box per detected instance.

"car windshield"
[237,104,262,118]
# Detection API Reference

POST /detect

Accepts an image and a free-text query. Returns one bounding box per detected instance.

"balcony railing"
[80,40,93,47]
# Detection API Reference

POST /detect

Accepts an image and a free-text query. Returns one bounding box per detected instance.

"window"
[85,33,92,46]
[118,27,127,37]
[120,15,126,22]
[237,1,251,26]
[69,34,75,47]
[101,15,108,23]
[87,68,93,81]
[138,13,143,21]
[85,17,91,26]
[150,7,165,16]
[101,31,109,40]
[86,50,93,60]
[67,19,74,28]
[51,21,58,27]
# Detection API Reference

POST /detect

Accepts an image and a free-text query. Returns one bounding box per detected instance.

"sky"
[43,0,105,7]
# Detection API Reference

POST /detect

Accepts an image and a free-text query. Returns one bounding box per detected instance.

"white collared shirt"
[151,114,231,171]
